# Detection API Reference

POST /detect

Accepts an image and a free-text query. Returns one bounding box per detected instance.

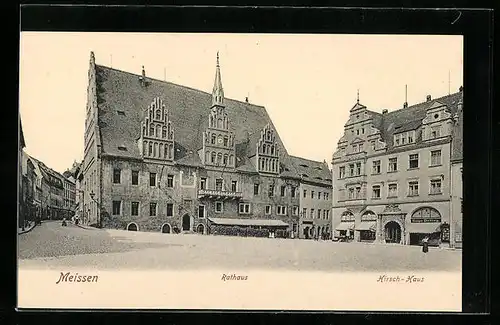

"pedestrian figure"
[61,218,67,227]
[422,237,429,253]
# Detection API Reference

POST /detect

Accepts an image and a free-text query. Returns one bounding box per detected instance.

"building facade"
[450,97,463,249]
[21,151,36,227]
[81,52,330,237]
[332,90,463,247]
[18,120,26,228]
[290,156,332,239]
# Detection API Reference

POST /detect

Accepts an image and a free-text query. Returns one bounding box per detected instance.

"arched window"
[154,143,158,157]
[142,126,146,136]
[205,151,210,164]
[211,134,216,144]
[211,152,216,164]
[149,124,154,136]
[156,125,161,137]
[162,127,167,138]
[159,143,164,158]
[361,210,377,221]
[217,153,223,165]
[272,160,275,171]
[164,144,169,159]
[229,155,234,166]
[143,141,147,155]
[263,144,267,154]
[223,154,228,165]
[411,207,441,222]
[260,158,264,170]
[148,143,153,156]
[217,118,223,129]
[341,211,355,222]
[267,131,271,140]
[223,136,228,147]
[271,145,275,155]
[209,116,214,128]
[155,109,161,120]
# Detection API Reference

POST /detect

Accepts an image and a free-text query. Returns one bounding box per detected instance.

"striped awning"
[355,221,377,231]
[336,222,355,231]
[208,217,289,227]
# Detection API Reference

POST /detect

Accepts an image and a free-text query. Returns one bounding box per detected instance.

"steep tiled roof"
[370,91,463,149]
[451,106,463,162]
[95,65,298,176]
[20,120,26,149]
[29,156,64,188]
[289,156,332,186]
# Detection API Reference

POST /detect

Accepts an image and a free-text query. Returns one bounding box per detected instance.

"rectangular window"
[401,134,406,145]
[292,206,299,216]
[280,185,286,197]
[303,189,307,198]
[131,201,139,216]
[430,179,442,194]
[318,191,321,199]
[231,180,238,192]
[348,187,355,200]
[317,209,321,219]
[408,181,419,196]
[372,160,381,174]
[277,206,287,215]
[409,154,419,169]
[339,166,345,179]
[149,173,157,187]
[388,183,398,197]
[355,186,362,199]
[113,168,121,184]
[291,187,296,198]
[394,134,400,146]
[167,174,174,188]
[302,208,307,218]
[408,131,414,143]
[431,126,441,138]
[112,200,121,215]
[372,185,381,199]
[356,162,361,175]
[265,205,272,215]
[311,190,315,199]
[215,179,223,191]
[430,150,442,166]
[131,170,139,185]
[215,201,223,213]
[254,183,260,195]
[389,157,398,172]
[269,185,274,197]
[310,208,315,218]
[326,210,330,219]
[149,202,157,216]
[198,205,205,218]
[371,140,376,151]
[166,203,174,217]
[349,164,355,176]
[200,178,206,190]
[239,203,251,214]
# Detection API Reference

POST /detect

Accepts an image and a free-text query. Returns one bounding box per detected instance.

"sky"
[19,33,463,173]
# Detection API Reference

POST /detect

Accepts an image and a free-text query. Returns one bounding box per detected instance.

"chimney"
[245,97,249,103]
[459,85,463,92]
[382,109,388,114]
[403,102,408,108]
[426,95,432,102]
[139,66,147,86]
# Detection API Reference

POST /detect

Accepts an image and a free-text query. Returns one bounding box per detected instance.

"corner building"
[82,52,331,237]
[332,90,463,247]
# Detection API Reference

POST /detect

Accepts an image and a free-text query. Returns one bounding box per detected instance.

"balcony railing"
[198,189,243,200]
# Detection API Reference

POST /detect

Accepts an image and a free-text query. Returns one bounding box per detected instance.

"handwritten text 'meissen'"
[56,272,98,284]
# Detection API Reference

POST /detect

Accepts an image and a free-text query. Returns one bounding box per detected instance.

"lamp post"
[89,190,101,228]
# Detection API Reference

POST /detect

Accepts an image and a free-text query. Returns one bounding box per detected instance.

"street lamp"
[89,190,101,228]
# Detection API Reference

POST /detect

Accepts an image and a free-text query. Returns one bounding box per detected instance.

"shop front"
[356,210,377,242]
[408,207,447,247]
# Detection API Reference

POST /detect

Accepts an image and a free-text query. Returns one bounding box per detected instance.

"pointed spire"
[90,51,95,66]
[357,89,359,103]
[212,51,224,107]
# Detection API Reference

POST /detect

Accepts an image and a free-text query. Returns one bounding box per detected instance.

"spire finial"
[357,89,359,103]
[212,51,224,107]
[216,51,220,67]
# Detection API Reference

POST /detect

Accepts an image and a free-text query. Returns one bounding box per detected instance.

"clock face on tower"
[218,138,223,144]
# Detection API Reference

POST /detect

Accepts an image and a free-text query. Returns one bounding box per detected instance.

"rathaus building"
[331,89,463,247]
[81,52,332,238]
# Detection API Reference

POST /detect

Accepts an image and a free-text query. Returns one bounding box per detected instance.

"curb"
[18,222,37,235]
[76,223,100,231]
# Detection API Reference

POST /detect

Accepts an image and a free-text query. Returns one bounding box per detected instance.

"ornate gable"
[421,100,453,141]
[138,97,175,161]
[255,123,280,174]
[202,106,236,168]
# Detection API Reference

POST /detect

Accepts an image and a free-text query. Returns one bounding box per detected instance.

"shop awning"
[336,222,355,231]
[355,221,377,231]
[208,217,289,227]
[408,223,441,234]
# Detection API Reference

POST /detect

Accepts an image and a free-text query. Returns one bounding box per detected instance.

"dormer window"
[431,126,441,138]
[155,110,161,120]
[118,146,127,151]
[117,110,126,116]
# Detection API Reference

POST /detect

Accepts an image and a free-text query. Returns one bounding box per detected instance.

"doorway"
[197,224,205,234]
[385,221,401,243]
[161,223,171,234]
[182,214,191,231]
[127,223,138,231]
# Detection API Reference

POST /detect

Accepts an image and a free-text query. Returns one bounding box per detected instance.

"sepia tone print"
[18,33,462,311]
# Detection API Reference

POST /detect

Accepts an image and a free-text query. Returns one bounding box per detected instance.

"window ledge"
[407,194,420,197]
[371,172,381,176]
[371,197,381,200]
[387,195,398,199]
[429,164,443,168]
[407,167,420,171]
[429,192,443,196]
[387,170,398,174]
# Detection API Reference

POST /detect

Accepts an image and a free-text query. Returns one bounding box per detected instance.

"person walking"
[422,237,429,253]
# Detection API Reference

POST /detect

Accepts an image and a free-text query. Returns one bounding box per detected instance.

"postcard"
[18,32,463,311]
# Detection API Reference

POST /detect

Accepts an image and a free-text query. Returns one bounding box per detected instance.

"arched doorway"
[197,224,205,234]
[385,221,401,243]
[161,223,171,234]
[182,214,191,231]
[127,222,138,231]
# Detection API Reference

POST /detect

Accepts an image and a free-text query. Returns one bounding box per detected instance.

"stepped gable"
[94,65,299,176]
[367,91,463,150]
[289,155,332,186]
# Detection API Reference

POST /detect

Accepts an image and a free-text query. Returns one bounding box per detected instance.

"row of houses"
[18,119,77,229]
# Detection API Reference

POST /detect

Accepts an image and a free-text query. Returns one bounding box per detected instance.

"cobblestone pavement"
[18,221,462,272]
